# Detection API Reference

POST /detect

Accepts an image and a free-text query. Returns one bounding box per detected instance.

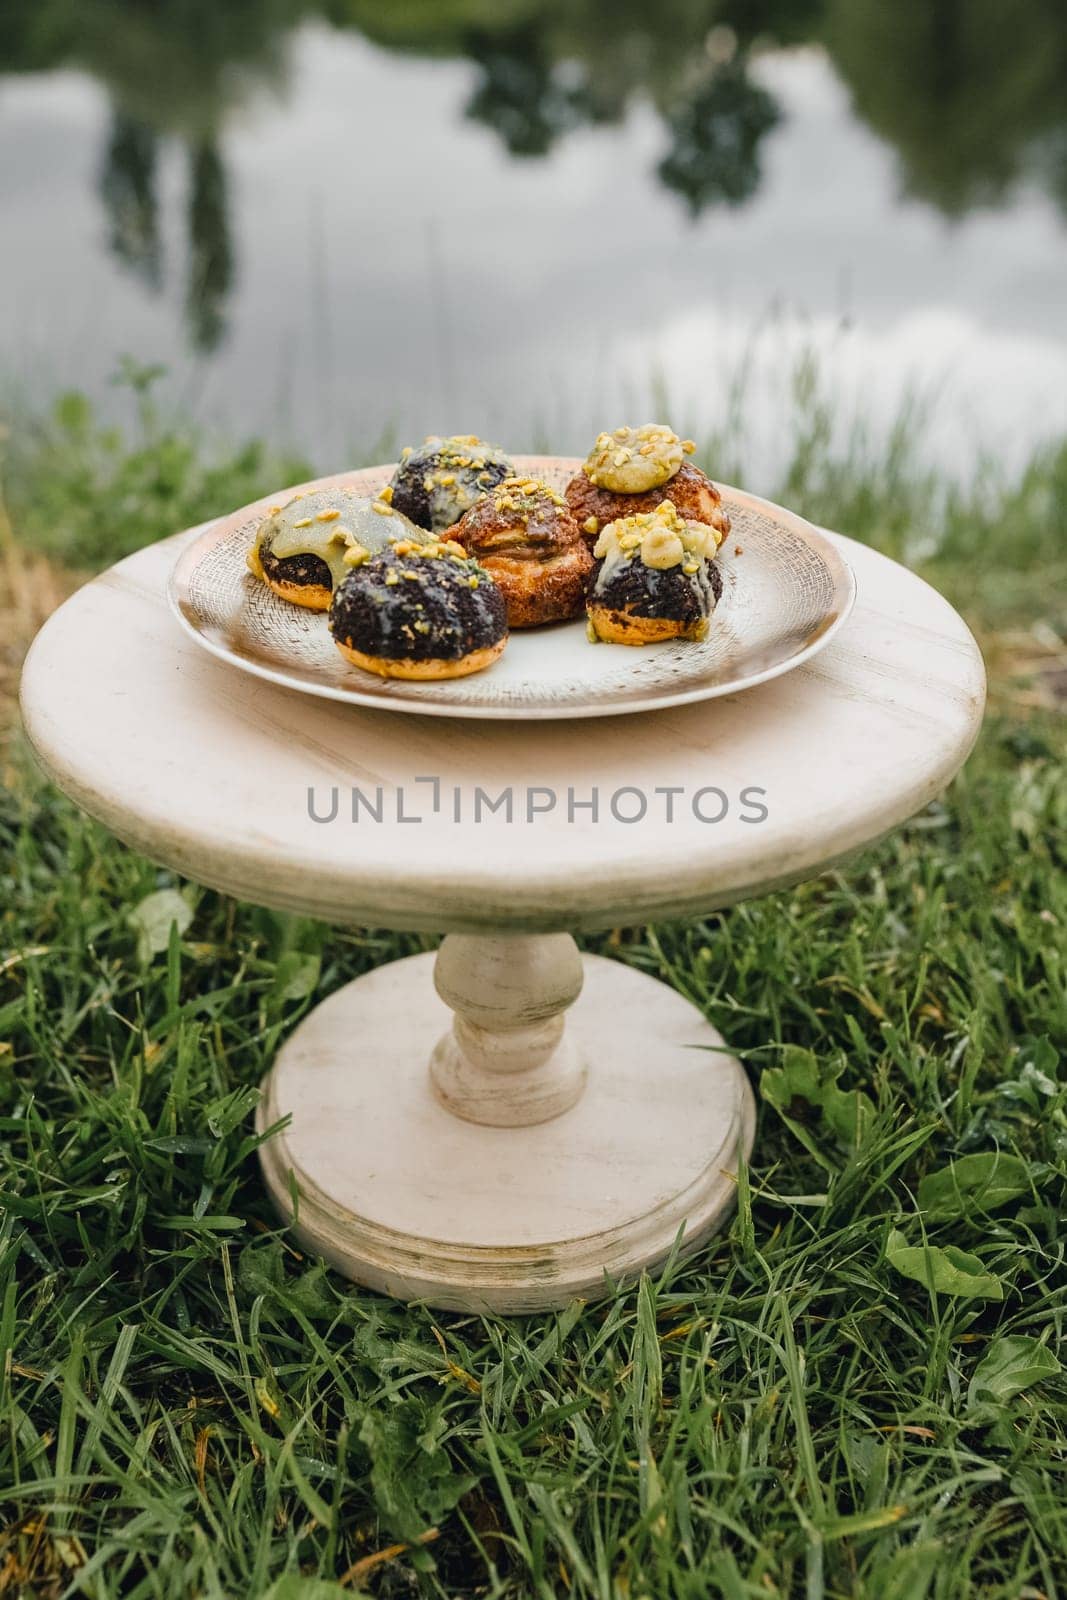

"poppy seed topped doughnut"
[329,538,508,680]
[386,436,514,532]
[452,474,593,627]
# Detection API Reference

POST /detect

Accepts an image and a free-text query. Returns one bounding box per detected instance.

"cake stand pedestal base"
[257,939,755,1313]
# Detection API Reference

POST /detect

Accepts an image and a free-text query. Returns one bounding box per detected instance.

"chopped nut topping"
[593,499,719,572]
[582,423,693,493]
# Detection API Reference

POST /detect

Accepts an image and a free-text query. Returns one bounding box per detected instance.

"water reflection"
[3,0,296,350]
[6,0,1067,354]
[99,114,161,292]
[658,53,781,213]
[99,118,233,350]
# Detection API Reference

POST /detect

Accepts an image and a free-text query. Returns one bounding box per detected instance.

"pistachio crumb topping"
[251,487,431,591]
[582,424,696,493]
[487,474,565,523]
[593,499,720,573]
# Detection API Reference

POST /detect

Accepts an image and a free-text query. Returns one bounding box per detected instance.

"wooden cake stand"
[19,521,984,1312]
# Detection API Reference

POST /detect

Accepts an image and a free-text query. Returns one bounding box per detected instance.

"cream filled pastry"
[247,486,427,610]
[586,500,724,646]
[386,435,513,533]
[329,538,508,680]
[565,423,730,548]
[452,474,592,627]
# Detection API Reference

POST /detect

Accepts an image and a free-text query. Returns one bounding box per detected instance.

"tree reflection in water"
[6,0,1067,351]
[658,55,781,214]
[99,113,162,292]
[186,140,234,353]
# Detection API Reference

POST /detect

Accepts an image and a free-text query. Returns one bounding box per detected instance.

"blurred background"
[4,0,1067,479]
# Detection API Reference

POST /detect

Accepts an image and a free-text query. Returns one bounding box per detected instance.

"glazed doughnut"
[452,475,593,627]
[329,539,508,680]
[247,486,427,610]
[586,501,723,646]
[387,436,513,532]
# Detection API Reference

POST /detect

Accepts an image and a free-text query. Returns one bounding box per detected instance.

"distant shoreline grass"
[1,375,1065,1596]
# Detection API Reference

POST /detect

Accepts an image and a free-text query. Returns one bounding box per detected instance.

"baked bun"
[452,474,593,628]
[329,538,508,680]
[247,486,427,610]
[565,424,730,548]
[586,501,724,647]
[387,436,513,532]
[567,459,731,549]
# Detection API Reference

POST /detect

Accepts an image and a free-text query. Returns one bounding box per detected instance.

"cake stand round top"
[20,512,985,935]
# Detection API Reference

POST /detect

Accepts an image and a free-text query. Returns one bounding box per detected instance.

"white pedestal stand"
[257,936,755,1312]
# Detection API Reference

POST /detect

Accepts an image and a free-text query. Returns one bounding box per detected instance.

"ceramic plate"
[168,456,856,720]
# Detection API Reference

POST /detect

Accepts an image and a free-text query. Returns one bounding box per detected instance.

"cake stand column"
[430,933,588,1126]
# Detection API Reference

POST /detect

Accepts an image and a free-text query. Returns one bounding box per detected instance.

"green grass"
[1,378,1065,1597]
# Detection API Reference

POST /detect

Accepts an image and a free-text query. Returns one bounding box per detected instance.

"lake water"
[4,4,1067,481]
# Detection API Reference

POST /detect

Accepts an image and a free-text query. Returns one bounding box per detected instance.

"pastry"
[452,474,593,627]
[329,538,508,680]
[386,435,513,533]
[586,500,724,646]
[247,486,426,610]
[565,424,730,548]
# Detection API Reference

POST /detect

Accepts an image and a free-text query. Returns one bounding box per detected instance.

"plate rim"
[166,458,857,721]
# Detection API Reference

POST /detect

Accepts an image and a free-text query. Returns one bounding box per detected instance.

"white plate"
[168,457,856,720]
